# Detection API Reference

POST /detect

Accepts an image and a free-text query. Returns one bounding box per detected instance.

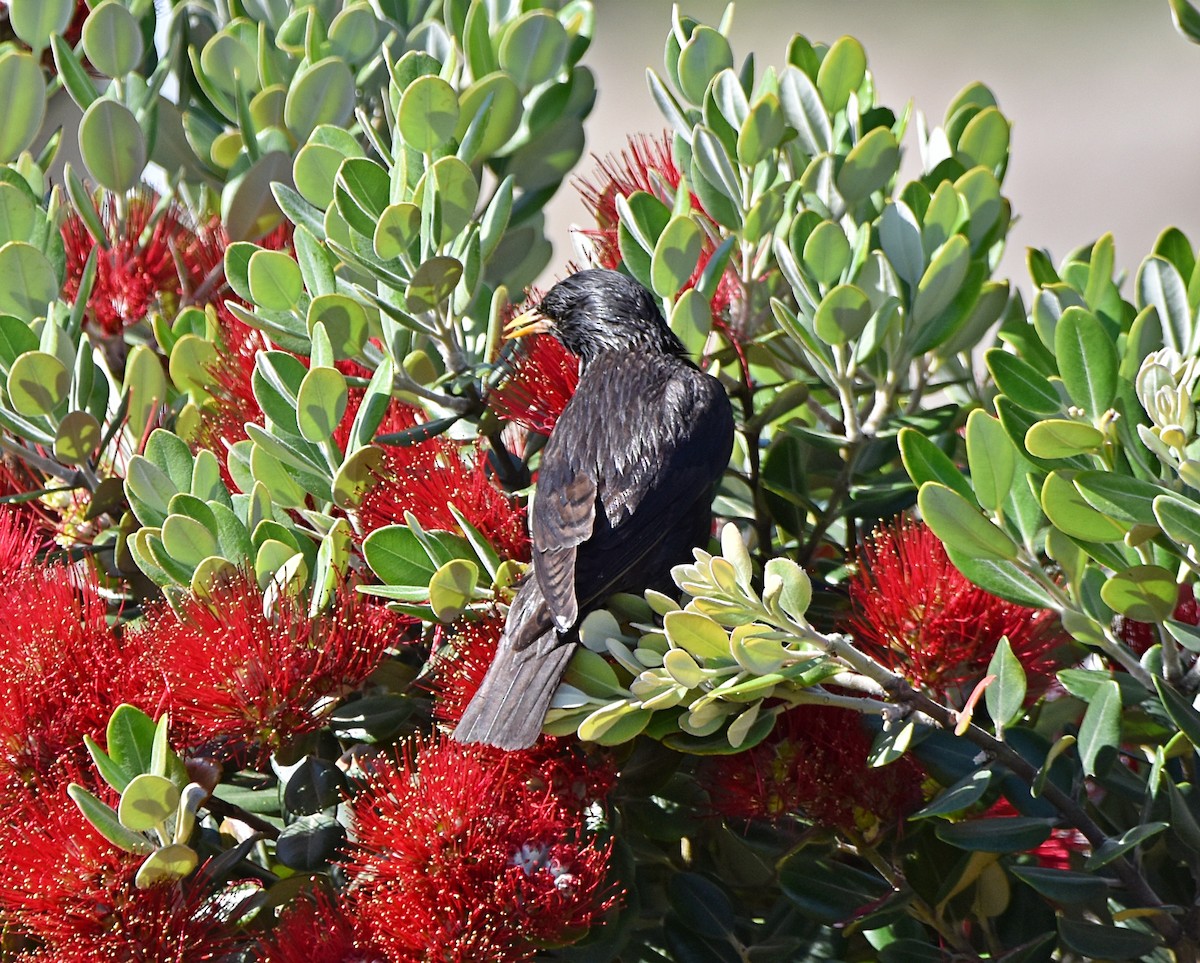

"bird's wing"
[531,355,733,634]
[531,458,596,632]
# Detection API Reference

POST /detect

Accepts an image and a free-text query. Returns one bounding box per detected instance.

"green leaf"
[802,221,850,287]
[910,768,991,819]
[296,366,348,445]
[397,75,460,151]
[1101,566,1178,622]
[1009,865,1107,905]
[676,25,733,104]
[284,57,355,142]
[1077,679,1121,776]
[118,773,180,832]
[1055,306,1117,415]
[362,523,474,589]
[1153,675,1200,752]
[499,9,569,91]
[106,704,159,779]
[134,843,199,889]
[0,242,58,320]
[8,0,74,51]
[878,201,924,286]
[836,126,899,204]
[456,73,522,160]
[1057,920,1159,961]
[814,283,871,345]
[816,35,866,112]
[954,106,1009,174]
[1085,821,1168,869]
[247,249,303,311]
[985,637,1026,731]
[83,1,144,78]
[428,558,479,623]
[650,214,703,298]
[577,700,652,745]
[1171,0,1200,42]
[67,783,153,855]
[987,349,1061,415]
[0,51,45,162]
[1073,471,1166,526]
[306,293,368,360]
[1041,471,1126,543]
[778,65,831,156]
[7,350,68,416]
[936,817,1054,853]
[965,410,1014,513]
[945,549,1060,610]
[911,235,969,326]
[1137,255,1192,354]
[918,482,1018,561]
[899,427,972,501]
[78,99,145,194]
[663,610,731,661]
[1023,419,1104,459]
[736,93,785,166]
[406,256,463,313]
[1155,493,1200,550]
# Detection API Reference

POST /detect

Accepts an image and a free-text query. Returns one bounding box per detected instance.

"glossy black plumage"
[453,269,735,750]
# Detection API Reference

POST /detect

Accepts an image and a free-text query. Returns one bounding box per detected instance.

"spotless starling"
[454,268,735,750]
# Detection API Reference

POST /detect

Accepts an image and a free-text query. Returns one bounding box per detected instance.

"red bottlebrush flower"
[1116,582,1200,656]
[704,704,925,833]
[133,576,406,765]
[191,305,271,472]
[259,889,385,963]
[0,503,42,575]
[847,517,1071,703]
[0,557,161,785]
[61,189,201,336]
[575,132,686,240]
[430,610,507,726]
[358,432,530,563]
[488,331,580,436]
[343,734,618,962]
[0,779,248,959]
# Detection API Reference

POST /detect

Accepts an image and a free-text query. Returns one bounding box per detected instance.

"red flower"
[190,305,271,475]
[847,517,1070,703]
[0,503,43,575]
[488,331,580,436]
[0,779,247,959]
[258,889,385,963]
[343,734,618,962]
[429,610,507,726]
[704,704,925,832]
[358,432,530,563]
[0,554,161,786]
[61,189,203,336]
[133,576,405,765]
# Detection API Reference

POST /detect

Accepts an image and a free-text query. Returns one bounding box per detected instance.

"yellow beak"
[504,309,552,340]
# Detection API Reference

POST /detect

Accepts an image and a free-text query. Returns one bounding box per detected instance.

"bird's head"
[506,269,686,364]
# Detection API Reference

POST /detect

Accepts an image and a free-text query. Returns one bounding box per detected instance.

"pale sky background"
[543,0,1200,297]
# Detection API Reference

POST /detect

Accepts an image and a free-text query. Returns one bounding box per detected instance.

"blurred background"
[543,0,1200,297]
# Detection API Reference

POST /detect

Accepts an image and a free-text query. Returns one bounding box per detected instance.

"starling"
[454,269,735,750]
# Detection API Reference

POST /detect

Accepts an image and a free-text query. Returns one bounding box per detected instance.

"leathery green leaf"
[1077,679,1121,776]
[917,482,1018,561]
[1100,565,1178,622]
[965,410,1014,513]
[985,636,1026,731]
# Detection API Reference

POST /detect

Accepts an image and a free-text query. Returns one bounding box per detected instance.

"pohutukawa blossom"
[358,429,531,563]
[488,330,580,436]
[0,504,42,576]
[0,553,161,786]
[343,734,618,962]
[430,610,507,726]
[704,704,925,833]
[61,189,204,336]
[258,889,385,963]
[0,777,248,959]
[846,516,1071,703]
[134,576,406,765]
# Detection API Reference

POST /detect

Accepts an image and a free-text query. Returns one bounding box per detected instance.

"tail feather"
[452,630,576,750]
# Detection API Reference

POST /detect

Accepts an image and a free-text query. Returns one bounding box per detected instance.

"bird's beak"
[504,309,552,340]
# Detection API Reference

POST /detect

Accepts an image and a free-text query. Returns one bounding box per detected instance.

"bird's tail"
[452,630,576,750]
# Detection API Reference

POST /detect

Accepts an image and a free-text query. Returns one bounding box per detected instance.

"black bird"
[454,268,735,750]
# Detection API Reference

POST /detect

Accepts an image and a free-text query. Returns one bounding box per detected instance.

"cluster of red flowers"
[131,575,406,766]
[61,189,226,337]
[705,703,926,832]
[846,516,1071,703]
[343,733,618,962]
